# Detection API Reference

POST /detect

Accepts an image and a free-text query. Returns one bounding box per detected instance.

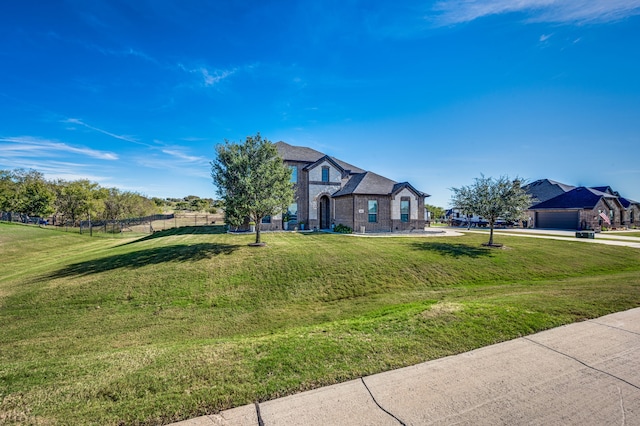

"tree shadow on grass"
[45,242,238,279]
[411,242,493,258]
[121,225,227,246]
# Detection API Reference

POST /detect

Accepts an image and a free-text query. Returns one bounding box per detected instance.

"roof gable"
[274,141,365,173]
[303,155,346,175]
[530,187,617,210]
[333,172,397,197]
[392,182,429,198]
[525,179,575,204]
[274,141,325,163]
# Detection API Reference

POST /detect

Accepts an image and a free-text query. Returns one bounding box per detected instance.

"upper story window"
[400,199,410,223]
[290,166,297,183]
[321,166,330,182]
[368,200,378,223]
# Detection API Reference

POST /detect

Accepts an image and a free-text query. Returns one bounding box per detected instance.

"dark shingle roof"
[524,179,575,204]
[530,187,616,210]
[332,173,429,198]
[274,141,324,162]
[274,141,365,174]
[332,172,396,197]
[620,197,640,208]
[275,141,428,198]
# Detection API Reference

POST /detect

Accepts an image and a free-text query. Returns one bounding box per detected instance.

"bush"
[334,224,352,234]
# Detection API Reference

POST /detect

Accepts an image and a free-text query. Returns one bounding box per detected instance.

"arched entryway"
[319,195,331,229]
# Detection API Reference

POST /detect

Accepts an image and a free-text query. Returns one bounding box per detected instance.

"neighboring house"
[260,142,429,232]
[619,196,640,227]
[525,179,636,230]
[524,179,575,204]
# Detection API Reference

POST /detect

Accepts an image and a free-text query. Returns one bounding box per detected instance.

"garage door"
[535,211,579,229]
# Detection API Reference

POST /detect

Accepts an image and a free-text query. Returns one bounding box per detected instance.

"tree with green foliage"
[53,179,104,226]
[0,170,18,216]
[2,169,55,220]
[425,204,445,222]
[189,197,209,212]
[451,175,533,246]
[17,171,55,219]
[102,188,157,222]
[211,133,294,244]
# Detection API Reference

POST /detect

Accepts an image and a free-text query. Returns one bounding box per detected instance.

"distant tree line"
[0,168,219,226]
[154,195,221,214]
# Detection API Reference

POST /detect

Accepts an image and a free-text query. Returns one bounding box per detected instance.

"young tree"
[451,175,533,246]
[211,133,294,244]
[425,204,445,223]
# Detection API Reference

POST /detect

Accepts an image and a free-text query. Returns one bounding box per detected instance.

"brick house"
[524,179,637,230]
[260,142,429,232]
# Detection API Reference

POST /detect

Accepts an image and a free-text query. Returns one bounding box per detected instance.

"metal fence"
[1,212,224,235]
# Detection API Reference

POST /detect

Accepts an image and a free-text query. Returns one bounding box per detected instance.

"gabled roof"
[331,172,430,198]
[275,141,428,198]
[526,179,575,193]
[620,197,640,208]
[392,182,429,198]
[524,178,575,205]
[303,155,346,175]
[274,141,365,174]
[591,186,616,195]
[332,172,396,197]
[274,141,324,162]
[530,187,618,210]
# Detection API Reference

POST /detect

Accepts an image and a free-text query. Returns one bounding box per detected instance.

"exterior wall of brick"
[334,197,354,229]
[351,195,392,233]
[626,205,640,227]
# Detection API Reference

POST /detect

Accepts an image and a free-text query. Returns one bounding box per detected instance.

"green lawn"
[1,222,640,425]
[601,231,640,238]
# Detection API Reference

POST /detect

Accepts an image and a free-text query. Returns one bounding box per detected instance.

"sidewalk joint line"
[360,377,407,426]
[588,320,640,337]
[522,337,640,391]
[254,401,264,426]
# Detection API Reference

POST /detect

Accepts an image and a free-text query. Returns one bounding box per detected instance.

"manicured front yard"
[1,223,639,425]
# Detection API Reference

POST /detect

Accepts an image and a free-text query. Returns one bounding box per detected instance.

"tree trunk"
[488,222,494,246]
[255,220,261,244]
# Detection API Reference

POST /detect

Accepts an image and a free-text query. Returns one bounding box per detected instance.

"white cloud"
[0,136,118,160]
[431,0,640,25]
[539,33,552,42]
[62,118,140,144]
[161,149,208,163]
[177,64,237,87]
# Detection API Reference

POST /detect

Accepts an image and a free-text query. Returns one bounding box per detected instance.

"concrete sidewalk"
[171,307,640,425]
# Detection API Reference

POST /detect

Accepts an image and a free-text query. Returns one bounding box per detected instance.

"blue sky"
[1,0,639,207]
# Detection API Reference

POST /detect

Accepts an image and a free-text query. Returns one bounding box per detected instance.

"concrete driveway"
[171,307,640,426]
[458,227,640,249]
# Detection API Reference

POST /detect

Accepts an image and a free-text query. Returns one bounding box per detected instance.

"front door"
[319,196,331,229]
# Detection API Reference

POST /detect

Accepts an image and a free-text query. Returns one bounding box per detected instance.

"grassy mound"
[1,222,639,425]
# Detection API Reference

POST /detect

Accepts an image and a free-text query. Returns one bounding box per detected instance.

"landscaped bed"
[1,222,640,425]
